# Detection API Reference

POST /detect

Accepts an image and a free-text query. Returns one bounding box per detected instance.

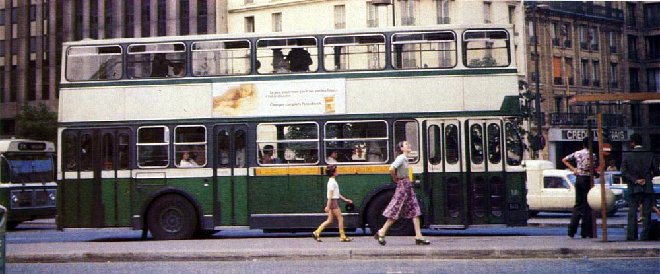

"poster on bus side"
[212,79,346,117]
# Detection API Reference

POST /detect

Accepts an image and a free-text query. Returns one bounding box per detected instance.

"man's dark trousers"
[627,192,653,240]
[568,175,593,238]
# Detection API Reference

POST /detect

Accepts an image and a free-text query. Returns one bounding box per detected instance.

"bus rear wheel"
[366,192,414,236]
[147,194,198,240]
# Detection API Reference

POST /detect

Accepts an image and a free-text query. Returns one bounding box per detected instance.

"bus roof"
[62,24,513,46]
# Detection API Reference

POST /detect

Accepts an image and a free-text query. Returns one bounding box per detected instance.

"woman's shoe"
[340,237,352,242]
[312,231,322,242]
[415,238,430,245]
[374,233,386,246]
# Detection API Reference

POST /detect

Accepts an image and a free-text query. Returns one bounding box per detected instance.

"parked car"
[523,160,625,218]
[602,171,660,207]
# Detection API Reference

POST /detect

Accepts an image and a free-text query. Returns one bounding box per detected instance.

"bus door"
[61,128,131,228]
[466,119,505,225]
[423,119,466,228]
[213,124,249,226]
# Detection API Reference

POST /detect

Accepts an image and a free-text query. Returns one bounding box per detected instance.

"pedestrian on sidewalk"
[373,140,430,246]
[312,165,353,242]
[620,133,659,241]
[562,137,595,239]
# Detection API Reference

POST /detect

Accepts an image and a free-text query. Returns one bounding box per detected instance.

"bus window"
[235,130,247,168]
[257,122,319,165]
[175,126,206,168]
[192,40,251,76]
[463,30,510,67]
[127,43,186,79]
[505,122,523,166]
[428,125,442,165]
[137,126,170,168]
[118,133,130,170]
[80,134,93,171]
[445,124,459,165]
[256,37,317,74]
[324,121,388,164]
[323,34,386,71]
[66,45,122,81]
[62,132,78,171]
[394,120,419,162]
[102,133,114,170]
[487,123,501,164]
[470,124,484,165]
[392,31,456,69]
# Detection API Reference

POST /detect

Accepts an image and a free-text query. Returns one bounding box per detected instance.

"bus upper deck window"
[127,43,186,79]
[256,37,318,74]
[463,30,510,68]
[192,40,251,76]
[66,45,122,81]
[323,35,386,71]
[392,31,456,69]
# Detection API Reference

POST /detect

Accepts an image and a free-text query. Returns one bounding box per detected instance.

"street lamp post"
[532,2,544,159]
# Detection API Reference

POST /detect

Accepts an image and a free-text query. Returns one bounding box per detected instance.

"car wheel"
[147,194,198,240]
[366,192,414,236]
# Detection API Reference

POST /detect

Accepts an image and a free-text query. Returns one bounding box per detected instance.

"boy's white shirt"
[326,177,340,199]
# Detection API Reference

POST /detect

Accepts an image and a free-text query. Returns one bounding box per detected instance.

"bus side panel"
[444,172,468,226]
[168,178,213,214]
[506,171,527,226]
[217,176,249,226]
[429,172,445,224]
[60,179,95,227]
[100,178,132,227]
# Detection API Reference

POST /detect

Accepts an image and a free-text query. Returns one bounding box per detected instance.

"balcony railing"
[550,113,624,127]
[544,2,624,22]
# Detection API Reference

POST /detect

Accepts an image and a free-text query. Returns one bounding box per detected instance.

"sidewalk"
[7,233,659,263]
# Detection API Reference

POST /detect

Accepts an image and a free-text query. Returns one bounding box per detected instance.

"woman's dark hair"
[326,165,337,176]
[395,141,406,155]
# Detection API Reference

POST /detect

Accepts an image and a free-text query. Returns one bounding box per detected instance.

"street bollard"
[0,205,6,274]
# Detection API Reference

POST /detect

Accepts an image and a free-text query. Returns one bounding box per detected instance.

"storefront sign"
[212,79,346,117]
[557,129,629,141]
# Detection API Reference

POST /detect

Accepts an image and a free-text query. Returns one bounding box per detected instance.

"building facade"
[0,0,227,138]
[526,1,660,168]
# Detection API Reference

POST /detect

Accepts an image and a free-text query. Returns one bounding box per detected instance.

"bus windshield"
[1,155,55,183]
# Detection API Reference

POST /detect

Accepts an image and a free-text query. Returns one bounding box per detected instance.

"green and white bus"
[58,24,527,240]
[0,139,57,229]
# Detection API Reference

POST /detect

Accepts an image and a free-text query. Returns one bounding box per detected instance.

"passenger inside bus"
[272,49,289,73]
[179,152,199,168]
[260,145,280,164]
[150,53,170,77]
[286,47,312,72]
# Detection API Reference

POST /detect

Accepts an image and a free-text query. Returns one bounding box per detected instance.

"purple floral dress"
[382,154,421,219]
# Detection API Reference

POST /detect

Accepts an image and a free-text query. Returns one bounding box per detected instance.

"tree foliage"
[15,103,58,143]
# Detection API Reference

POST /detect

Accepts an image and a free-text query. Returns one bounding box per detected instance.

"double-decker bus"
[0,139,57,229]
[58,24,527,240]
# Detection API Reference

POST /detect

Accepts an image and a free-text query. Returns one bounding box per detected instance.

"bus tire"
[147,194,198,240]
[366,192,414,236]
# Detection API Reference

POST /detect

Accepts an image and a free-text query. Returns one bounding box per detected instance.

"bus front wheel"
[366,192,414,236]
[147,194,198,240]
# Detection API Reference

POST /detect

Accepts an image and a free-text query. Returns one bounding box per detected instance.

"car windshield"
[1,154,55,183]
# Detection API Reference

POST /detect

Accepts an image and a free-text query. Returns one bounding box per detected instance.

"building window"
[367,2,379,27]
[198,0,208,34]
[125,0,134,37]
[579,25,588,50]
[245,16,255,33]
[645,3,660,28]
[589,26,599,51]
[552,57,563,85]
[142,0,151,37]
[561,23,572,48]
[437,0,450,24]
[626,2,636,28]
[180,0,190,36]
[90,1,99,39]
[592,60,600,87]
[565,57,574,85]
[629,68,639,92]
[483,2,491,24]
[272,13,282,32]
[105,0,113,38]
[648,35,660,59]
[551,22,559,47]
[628,35,638,60]
[581,59,589,86]
[609,63,618,88]
[334,5,345,29]
[157,0,166,36]
[608,31,619,53]
[648,68,660,92]
[400,0,416,26]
